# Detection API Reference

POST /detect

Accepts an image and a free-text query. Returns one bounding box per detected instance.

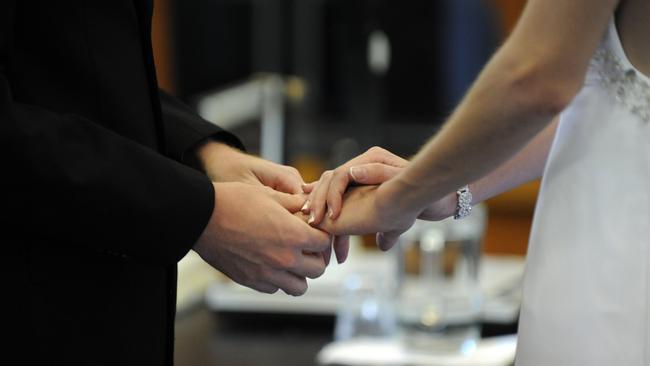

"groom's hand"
[194,182,330,296]
[196,141,305,194]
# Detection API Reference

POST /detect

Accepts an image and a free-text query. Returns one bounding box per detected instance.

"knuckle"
[264,252,285,269]
[320,170,333,179]
[331,167,349,182]
[376,163,390,173]
[333,164,347,174]
[284,255,299,270]
[262,185,276,195]
[274,252,298,270]
[308,188,317,201]
[292,230,311,248]
[367,146,385,156]
[272,253,296,269]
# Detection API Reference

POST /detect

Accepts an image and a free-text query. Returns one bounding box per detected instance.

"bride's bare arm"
[382,0,619,216]
[420,116,559,220]
[304,117,555,263]
[316,0,618,250]
[307,115,557,223]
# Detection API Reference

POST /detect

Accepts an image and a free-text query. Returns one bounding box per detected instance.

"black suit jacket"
[1,1,240,364]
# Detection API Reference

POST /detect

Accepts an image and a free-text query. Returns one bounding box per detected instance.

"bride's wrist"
[419,193,457,221]
[380,176,433,217]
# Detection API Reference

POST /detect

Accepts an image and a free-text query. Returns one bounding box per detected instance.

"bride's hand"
[302,147,409,223]
[316,183,420,252]
[304,146,457,259]
[315,179,456,251]
[347,164,457,221]
[301,147,407,263]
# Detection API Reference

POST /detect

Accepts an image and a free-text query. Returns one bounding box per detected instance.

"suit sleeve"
[1,6,215,266]
[159,89,245,172]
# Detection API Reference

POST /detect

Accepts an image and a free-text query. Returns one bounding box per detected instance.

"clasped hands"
[192,143,455,297]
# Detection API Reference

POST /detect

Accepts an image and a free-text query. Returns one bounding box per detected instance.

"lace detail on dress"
[590,48,650,123]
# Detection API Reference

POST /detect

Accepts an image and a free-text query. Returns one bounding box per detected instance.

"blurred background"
[149,1,539,365]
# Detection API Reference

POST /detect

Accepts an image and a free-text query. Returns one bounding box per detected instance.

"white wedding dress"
[515,18,650,365]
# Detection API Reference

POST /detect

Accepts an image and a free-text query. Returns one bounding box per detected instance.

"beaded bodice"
[588,22,650,123]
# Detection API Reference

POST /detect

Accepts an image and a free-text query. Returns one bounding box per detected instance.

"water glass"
[396,204,487,355]
[334,271,397,341]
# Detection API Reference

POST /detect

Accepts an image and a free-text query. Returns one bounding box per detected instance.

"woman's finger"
[323,241,333,267]
[308,170,333,226]
[301,182,318,213]
[361,146,410,168]
[349,163,403,184]
[333,235,350,264]
[323,167,352,220]
[325,163,405,220]
[324,149,408,220]
[376,230,403,251]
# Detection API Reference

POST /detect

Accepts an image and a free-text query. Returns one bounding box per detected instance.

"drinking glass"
[396,204,487,355]
[334,271,397,341]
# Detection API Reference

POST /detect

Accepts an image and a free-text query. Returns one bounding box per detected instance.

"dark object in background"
[296,0,498,123]
[171,0,294,97]
[171,0,252,96]
[170,0,498,157]
[295,0,448,123]
[172,0,497,122]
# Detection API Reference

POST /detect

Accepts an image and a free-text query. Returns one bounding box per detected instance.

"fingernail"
[301,200,310,212]
[349,166,366,181]
[328,208,333,219]
[308,212,315,225]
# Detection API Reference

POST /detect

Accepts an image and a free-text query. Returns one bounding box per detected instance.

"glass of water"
[334,271,397,341]
[396,204,487,355]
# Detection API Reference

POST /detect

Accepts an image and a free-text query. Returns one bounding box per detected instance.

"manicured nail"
[308,212,315,225]
[301,200,310,212]
[349,166,366,181]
